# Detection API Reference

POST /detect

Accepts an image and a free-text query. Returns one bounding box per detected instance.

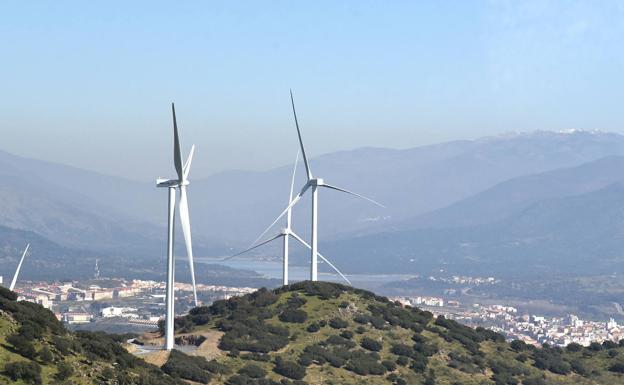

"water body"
[197,257,415,291]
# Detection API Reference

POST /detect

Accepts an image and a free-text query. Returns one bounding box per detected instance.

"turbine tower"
[156,103,199,351]
[9,244,30,291]
[253,91,384,281]
[224,152,352,286]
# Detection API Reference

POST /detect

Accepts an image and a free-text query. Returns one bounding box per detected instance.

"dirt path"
[194,330,224,360]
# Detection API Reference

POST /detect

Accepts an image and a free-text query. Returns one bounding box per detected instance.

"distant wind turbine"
[253,91,385,281]
[9,244,30,291]
[156,103,198,351]
[224,152,352,286]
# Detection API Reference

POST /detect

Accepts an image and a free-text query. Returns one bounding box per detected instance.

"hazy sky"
[1,1,623,180]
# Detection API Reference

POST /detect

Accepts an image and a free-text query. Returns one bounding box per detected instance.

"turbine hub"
[310,178,324,187]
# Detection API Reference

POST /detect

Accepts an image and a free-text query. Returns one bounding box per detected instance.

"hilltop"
[140,282,624,385]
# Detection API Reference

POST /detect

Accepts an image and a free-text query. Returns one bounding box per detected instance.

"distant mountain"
[398,155,624,231]
[323,182,624,278]
[3,129,624,259]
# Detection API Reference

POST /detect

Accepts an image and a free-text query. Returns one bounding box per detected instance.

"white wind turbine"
[156,103,199,351]
[9,244,30,291]
[253,91,384,281]
[224,152,352,286]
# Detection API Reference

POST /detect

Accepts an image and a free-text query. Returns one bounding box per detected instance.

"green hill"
[152,282,624,385]
[4,282,624,384]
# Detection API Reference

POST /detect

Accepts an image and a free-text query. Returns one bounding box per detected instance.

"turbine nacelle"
[156,178,180,188]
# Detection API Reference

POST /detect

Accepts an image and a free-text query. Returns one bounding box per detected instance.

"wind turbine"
[9,244,30,291]
[156,103,198,351]
[224,152,352,286]
[253,91,384,282]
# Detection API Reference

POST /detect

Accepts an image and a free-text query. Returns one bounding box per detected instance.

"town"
[391,295,624,347]
[4,276,255,332]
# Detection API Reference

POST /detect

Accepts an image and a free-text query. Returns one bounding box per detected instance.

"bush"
[239,364,267,378]
[588,342,603,351]
[306,323,320,333]
[396,356,409,366]
[4,361,42,385]
[391,343,413,357]
[609,362,624,373]
[566,342,583,352]
[274,357,306,380]
[55,361,74,380]
[510,340,527,352]
[39,346,54,363]
[161,349,222,383]
[7,334,37,359]
[603,340,618,349]
[340,330,354,340]
[279,309,308,323]
[325,335,356,349]
[382,360,397,371]
[329,318,348,329]
[360,337,383,352]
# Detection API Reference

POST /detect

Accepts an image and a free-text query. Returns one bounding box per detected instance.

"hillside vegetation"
[4,282,624,384]
[0,286,183,385]
[151,282,624,385]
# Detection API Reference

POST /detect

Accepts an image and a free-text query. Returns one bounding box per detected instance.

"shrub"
[55,361,74,380]
[329,318,348,329]
[306,323,320,333]
[356,326,366,334]
[391,343,413,357]
[360,337,383,352]
[0,285,18,301]
[39,346,54,363]
[566,342,583,352]
[4,361,42,385]
[382,360,397,371]
[274,357,306,380]
[279,309,308,323]
[340,330,354,340]
[161,349,222,383]
[7,334,37,359]
[510,340,527,352]
[588,342,603,351]
[396,356,409,366]
[239,364,267,378]
[325,335,356,348]
[609,362,624,373]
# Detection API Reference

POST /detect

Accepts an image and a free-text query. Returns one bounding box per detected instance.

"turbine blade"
[289,90,312,180]
[222,234,283,262]
[179,185,198,306]
[249,183,310,247]
[172,103,184,181]
[10,243,30,291]
[287,150,300,229]
[289,150,300,203]
[322,183,385,208]
[183,144,195,180]
[290,232,351,286]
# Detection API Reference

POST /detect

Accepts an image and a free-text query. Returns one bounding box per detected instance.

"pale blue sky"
[1,1,623,180]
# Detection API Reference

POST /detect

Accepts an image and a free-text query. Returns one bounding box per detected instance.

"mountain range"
[3,129,624,280]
